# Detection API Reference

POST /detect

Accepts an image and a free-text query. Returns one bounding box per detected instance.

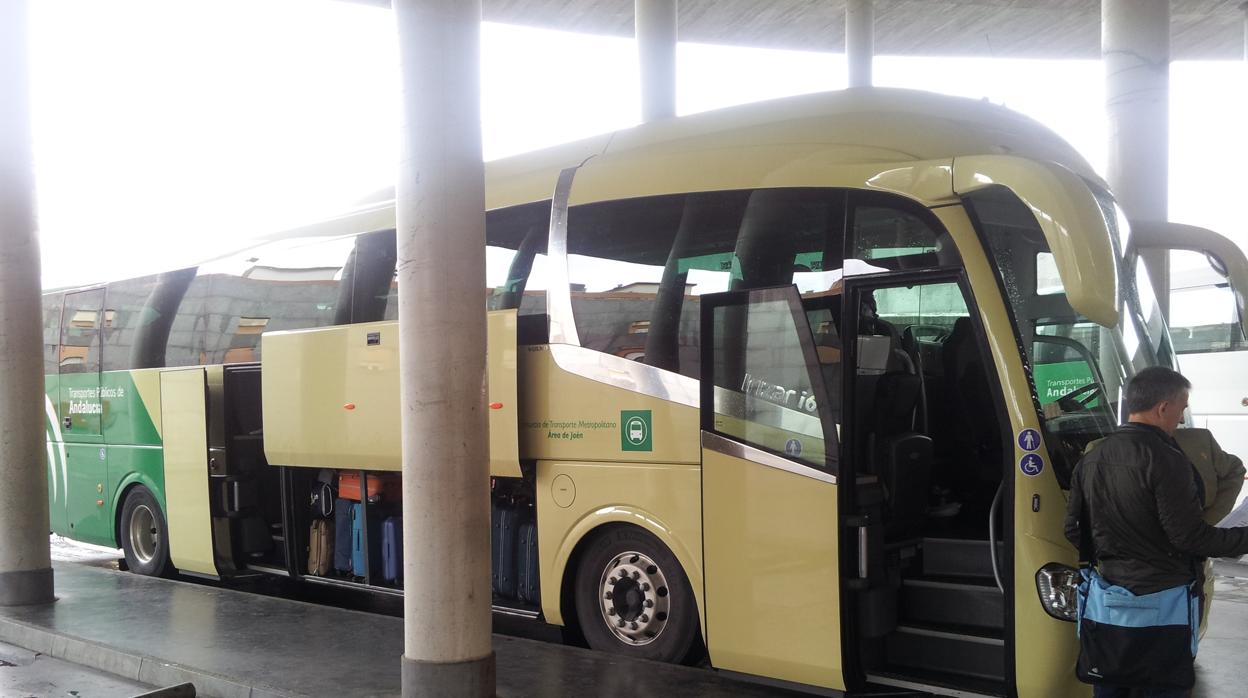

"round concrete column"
[1242,2,1247,62]
[636,0,677,121]
[1103,0,1170,315]
[846,0,874,88]
[393,1,494,696]
[0,0,55,607]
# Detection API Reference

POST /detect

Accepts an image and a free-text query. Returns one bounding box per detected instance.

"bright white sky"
[28,0,1248,289]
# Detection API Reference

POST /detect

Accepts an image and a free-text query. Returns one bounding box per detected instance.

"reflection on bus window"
[43,293,64,375]
[1036,253,1063,295]
[709,293,835,471]
[1169,249,1246,354]
[60,290,104,374]
[848,198,960,274]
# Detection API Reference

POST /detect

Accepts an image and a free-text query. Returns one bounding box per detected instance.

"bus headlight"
[1035,563,1080,622]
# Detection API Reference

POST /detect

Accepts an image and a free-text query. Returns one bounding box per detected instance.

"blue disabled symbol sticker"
[1020,453,1044,477]
[784,438,803,457]
[1017,428,1041,452]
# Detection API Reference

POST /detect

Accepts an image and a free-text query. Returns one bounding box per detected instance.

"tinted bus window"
[102,275,157,371]
[194,236,352,364]
[375,202,551,322]
[567,189,855,380]
[42,293,64,375]
[60,289,105,374]
[847,194,961,274]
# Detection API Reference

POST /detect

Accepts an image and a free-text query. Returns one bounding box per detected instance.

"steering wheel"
[1057,381,1104,412]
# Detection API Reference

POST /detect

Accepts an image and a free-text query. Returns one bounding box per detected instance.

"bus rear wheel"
[574,526,699,664]
[120,486,171,577]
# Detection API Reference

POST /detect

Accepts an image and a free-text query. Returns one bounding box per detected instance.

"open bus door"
[698,284,845,692]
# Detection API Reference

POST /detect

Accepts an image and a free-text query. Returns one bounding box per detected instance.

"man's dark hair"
[1125,366,1191,414]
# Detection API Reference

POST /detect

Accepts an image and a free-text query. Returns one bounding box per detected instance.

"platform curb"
[0,614,303,698]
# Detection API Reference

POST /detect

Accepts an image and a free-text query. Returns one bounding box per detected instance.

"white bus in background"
[1132,223,1248,494]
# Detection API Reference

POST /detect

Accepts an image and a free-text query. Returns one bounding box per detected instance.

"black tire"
[119,486,172,577]
[574,526,699,663]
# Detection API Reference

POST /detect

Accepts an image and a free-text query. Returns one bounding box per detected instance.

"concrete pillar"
[1103,0,1170,317]
[637,0,677,121]
[1242,2,1247,62]
[392,1,493,696]
[0,0,55,607]
[846,0,875,88]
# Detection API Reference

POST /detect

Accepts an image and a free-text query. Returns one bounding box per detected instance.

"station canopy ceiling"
[362,0,1246,59]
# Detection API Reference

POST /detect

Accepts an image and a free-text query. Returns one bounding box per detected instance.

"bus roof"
[323,87,1101,225]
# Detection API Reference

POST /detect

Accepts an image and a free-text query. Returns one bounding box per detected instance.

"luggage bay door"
[699,285,844,691]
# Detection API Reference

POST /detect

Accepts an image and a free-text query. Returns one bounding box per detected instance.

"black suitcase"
[517,518,540,605]
[491,501,520,599]
[333,497,353,574]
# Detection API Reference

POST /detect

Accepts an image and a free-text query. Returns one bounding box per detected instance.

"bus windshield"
[965,184,1170,484]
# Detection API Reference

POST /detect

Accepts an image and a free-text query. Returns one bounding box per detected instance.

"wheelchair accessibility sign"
[1019,453,1044,477]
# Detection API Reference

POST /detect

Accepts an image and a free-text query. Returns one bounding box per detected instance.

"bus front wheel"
[120,486,171,577]
[574,526,699,664]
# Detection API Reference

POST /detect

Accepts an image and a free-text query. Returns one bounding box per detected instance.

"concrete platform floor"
[2,553,1246,697]
[0,562,803,698]
[0,639,154,697]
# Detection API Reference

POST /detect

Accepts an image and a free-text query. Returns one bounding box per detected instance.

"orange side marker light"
[344,403,356,411]
[489,402,504,410]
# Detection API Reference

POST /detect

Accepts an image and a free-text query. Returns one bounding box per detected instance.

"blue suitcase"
[491,501,520,599]
[382,516,403,583]
[351,503,383,579]
[517,518,540,605]
[333,497,353,574]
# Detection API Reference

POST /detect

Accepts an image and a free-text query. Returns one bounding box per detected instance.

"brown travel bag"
[308,518,334,576]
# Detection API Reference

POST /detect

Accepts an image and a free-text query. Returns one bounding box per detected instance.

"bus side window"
[378,201,551,324]
[846,193,961,274]
[1169,249,1246,354]
[60,289,104,374]
[195,236,353,364]
[43,292,64,376]
[566,192,743,378]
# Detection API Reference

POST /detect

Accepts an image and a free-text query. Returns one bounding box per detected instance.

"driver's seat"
[942,317,1001,495]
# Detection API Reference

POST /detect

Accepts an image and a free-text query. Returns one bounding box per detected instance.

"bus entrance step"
[921,538,1004,579]
[900,577,1004,631]
[884,624,1005,684]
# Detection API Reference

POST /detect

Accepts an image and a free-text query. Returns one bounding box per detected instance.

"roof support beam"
[846,0,874,88]
[393,1,494,695]
[0,0,56,607]
[637,0,677,121]
[1103,0,1171,317]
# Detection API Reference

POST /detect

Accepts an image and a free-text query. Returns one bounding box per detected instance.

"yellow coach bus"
[42,88,1243,697]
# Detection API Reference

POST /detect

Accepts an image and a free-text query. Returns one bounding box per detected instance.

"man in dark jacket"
[1065,366,1248,697]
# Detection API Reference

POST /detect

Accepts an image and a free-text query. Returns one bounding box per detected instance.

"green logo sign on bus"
[620,410,652,452]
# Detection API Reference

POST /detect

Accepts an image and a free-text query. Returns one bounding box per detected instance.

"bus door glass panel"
[42,292,67,535]
[699,285,844,689]
[59,288,111,543]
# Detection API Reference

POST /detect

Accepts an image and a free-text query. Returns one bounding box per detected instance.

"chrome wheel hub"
[597,550,671,646]
[129,504,158,565]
